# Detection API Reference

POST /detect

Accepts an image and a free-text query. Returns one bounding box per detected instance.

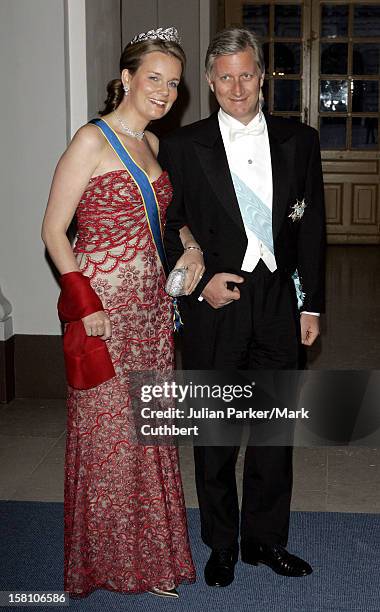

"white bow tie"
[229,113,265,142]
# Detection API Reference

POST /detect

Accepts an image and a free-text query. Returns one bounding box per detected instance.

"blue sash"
[231,172,305,309]
[89,118,168,274]
[231,172,274,253]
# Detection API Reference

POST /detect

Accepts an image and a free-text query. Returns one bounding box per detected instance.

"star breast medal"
[289,197,307,221]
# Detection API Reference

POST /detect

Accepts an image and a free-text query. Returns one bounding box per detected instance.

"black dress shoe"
[241,543,313,577]
[204,549,237,587]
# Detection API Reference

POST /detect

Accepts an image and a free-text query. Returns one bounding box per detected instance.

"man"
[159,27,325,586]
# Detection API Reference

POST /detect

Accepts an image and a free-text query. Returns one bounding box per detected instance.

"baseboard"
[0,335,66,402]
[1,334,183,403]
[0,336,15,403]
[15,335,66,399]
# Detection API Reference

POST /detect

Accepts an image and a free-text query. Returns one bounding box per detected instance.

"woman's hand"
[82,311,112,340]
[174,248,205,294]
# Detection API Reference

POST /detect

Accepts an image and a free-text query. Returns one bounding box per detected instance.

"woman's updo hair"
[100,39,186,116]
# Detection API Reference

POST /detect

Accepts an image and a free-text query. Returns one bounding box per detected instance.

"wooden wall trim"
[0,337,15,403]
[6,335,66,401]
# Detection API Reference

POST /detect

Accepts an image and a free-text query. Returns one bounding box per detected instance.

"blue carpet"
[0,502,379,612]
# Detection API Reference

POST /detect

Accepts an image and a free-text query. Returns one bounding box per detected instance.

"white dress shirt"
[218,108,277,273]
[199,109,319,317]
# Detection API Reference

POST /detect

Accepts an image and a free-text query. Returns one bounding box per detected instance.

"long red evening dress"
[63,169,195,596]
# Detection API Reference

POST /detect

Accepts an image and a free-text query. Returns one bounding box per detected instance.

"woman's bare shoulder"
[70,123,106,152]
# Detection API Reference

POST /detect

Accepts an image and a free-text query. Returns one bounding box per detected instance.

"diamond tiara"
[129,26,181,46]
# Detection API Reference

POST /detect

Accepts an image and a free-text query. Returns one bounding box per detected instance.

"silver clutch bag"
[165,267,188,297]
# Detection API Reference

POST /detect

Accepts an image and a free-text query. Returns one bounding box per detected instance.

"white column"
[0,285,13,341]
[64,0,88,139]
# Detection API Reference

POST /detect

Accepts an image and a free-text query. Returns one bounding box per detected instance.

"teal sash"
[231,172,305,309]
[89,118,168,274]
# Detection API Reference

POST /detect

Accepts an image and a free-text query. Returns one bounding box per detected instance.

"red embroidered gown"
[64,170,195,596]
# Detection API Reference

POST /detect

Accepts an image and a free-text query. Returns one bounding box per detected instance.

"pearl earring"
[123,84,129,96]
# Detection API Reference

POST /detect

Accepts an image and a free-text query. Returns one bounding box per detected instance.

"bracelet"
[184,245,203,254]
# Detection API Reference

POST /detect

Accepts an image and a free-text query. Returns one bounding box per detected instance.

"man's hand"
[300,313,320,346]
[202,273,244,309]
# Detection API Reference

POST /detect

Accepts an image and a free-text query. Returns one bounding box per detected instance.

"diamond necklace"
[114,111,145,141]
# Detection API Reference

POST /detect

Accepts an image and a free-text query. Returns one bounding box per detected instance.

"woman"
[42,27,202,598]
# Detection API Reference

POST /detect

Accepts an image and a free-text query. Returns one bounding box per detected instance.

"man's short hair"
[205,27,265,76]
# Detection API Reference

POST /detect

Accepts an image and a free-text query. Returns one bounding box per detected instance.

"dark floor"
[0,246,379,512]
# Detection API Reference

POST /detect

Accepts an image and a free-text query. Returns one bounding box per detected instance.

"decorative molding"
[352,185,378,226]
[325,184,343,226]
